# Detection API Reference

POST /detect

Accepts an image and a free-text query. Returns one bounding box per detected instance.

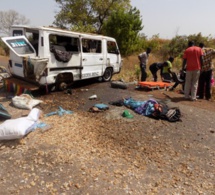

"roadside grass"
[113,54,183,82]
[112,54,162,82]
[113,54,215,100]
[1,53,215,100]
[0,48,6,56]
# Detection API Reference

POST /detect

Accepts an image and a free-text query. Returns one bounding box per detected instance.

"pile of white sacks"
[0,94,43,140]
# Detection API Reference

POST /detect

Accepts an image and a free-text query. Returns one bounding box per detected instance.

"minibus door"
[106,41,121,73]
[1,36,36,78]
[81,39,104,79]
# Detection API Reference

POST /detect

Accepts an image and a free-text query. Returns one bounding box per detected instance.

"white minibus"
[1,25,122,90]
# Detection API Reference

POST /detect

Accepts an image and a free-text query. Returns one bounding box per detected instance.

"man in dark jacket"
[149,62,164,82]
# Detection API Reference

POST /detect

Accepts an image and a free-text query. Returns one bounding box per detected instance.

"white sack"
[0,108,41,140]
[12,94,43,110]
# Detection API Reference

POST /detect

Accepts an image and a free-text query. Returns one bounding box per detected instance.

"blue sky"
[1,0,215,39]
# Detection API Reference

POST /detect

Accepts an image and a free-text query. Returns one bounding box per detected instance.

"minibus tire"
[102,68,112,82]
[111,81,127,89]
[56,82,67,91]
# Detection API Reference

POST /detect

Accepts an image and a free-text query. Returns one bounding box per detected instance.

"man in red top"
[182,41,203,101]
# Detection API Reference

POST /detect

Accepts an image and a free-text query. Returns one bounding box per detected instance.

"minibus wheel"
[102,68,112,82]
[55,73,73,91]
[58,82,67,91]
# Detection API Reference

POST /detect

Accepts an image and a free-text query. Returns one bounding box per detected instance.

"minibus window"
[6,38,34,54]
[49,34,79,52]
[107,41,118,54]
[13,30,23,36]
[26,31,39,56]
[82,39,101,53]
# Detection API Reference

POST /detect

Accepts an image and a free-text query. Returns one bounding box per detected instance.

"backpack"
[165,107,182,122]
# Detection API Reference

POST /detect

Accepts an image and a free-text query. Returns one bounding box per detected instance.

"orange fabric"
[138,81,172,88]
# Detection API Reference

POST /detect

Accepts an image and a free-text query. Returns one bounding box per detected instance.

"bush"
[0,40,9,56]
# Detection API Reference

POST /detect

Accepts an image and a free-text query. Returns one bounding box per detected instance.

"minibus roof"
[11,25,116,40]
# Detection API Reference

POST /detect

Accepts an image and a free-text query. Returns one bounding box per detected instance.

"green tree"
[54,0,130,33]
[167,33,211,59]
[187,33,210,47]
[168,35,188,58]
[102,7,143,55]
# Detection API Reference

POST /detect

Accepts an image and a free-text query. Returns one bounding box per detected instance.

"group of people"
[138,48,174,83]
[138,40,215,101]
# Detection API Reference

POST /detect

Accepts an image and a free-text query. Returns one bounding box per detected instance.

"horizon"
[1,0,215,39]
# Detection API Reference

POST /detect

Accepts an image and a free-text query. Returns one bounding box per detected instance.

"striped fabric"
[3,79,31,95]
[202,48,215,71]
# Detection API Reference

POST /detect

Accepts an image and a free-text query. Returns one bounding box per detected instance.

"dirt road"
[0,80,214,194]
[0,55,8,67]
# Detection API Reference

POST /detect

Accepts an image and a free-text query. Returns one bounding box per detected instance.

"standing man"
[138,48,151,81]
[182,41,204,101]
[198,43,215,100]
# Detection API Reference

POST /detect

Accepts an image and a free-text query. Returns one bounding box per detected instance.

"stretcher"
[137,81,172,90]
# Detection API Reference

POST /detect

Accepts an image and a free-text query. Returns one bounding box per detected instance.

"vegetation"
[102,7,142,56]
[0,41,8,56]
[111,33,215,86]
[0,10,29,36]
[0,2,214,95]
[54,0,130,34]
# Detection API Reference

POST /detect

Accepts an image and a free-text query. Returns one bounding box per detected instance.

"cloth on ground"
[123,97,181,122]
[0,104,11,119]
[45,106,73,117]
[94,104,109,110]
[89,103,109,112]
[123,98,149,110]
[123,98,157,116]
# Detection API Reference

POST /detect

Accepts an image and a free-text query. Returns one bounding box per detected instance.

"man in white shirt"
[138,48,151,81]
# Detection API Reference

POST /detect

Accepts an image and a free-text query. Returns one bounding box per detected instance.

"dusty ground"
[0,55,8,67]
[0,80,214,195]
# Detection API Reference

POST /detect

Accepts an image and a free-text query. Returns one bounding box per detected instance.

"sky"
[1,0,215,39]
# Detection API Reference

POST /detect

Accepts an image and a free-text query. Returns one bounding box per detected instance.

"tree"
[166,33,210,59]
[187,33,209,47]
[54,0,130,33]
[102,7,143,55]
[0,10,30,36]
[167,35,188,58]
